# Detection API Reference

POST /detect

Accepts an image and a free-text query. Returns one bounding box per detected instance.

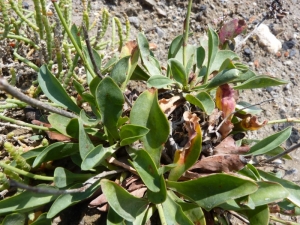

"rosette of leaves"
[0,5,299,225]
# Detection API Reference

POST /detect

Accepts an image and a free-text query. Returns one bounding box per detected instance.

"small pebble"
[128,16,140,28]
[243,48,252,56]
[282,39,296,50]
[155,27,164,38]
[23,2,29,9]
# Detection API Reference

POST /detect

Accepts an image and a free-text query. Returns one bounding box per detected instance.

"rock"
[22,2,29,9]
[155,6,167,17]
[199,4,207,11]
[255,24,282,54]
[282,39,296,50]
[155,27,165,38]
[128,16,140,28]
[289,49,298,58]
[140,0,156,7]
[283,60,292,66]
[243,48,252,56]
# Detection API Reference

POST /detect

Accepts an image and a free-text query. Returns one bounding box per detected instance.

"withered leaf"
[159,96,184,117]
[89,193,107,208]
[214,135,250,155]
[190,154,247,173]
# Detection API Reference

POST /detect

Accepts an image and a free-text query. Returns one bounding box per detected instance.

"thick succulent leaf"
[248,181,288,207]
[79,119,94,159]
[168,58,188,87]
[131,64,150,81]
[147,75,176,89]
[38,65,80,114]
[127,147,166,203]
[96,77,124,140]
[124,204,149,225]
[205,27,219,78]
[186,92,215,115]
[167,173,258,211]
[243,205,269,225]
[168,112,202,181]
[258,170,300,207]
[160,192,194,225]
[265,146,292,160]
[83,46,102,84]
[81,144,118,170]
[101,179,149,222]
[47,182,101,218]
[1,213,26,225]
[120,125,149,146]
[130,89,169,166]
[234,75,288,90]
[66,118,79,138]
[54,167,91,188]
[245,126,292,156]
[48,114,71,136]
[89,76,102,97]
[111,56,130,86]
[206,69,240,89]
[138,33,161,76]
[80,110,101,127]
[32,142,79,168]
[0,185,57,215]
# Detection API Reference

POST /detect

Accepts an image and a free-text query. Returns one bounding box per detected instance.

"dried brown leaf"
[158,96,183,117]
[190,154,247,173]
[130,187,147,198]
[89,193,107,208]
[214,135,250,155]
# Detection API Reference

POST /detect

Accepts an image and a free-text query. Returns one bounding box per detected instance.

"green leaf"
[66,118,79,138]
[234,75,288,90]
[167,173,258,211]
[81,144,118,170]
[186,92,215,115]
[71,24,82,49]
[265,146,292,160]
[107,207,124,225]
[29,213,51,225]
[161,192,194,225]
[137,33,161,76]
[38,65,81,114]
[168,58,188,87]
[96,77,124,140]
[80,110,100,127]
[54,167,91,188]
[79,118,94,159]
[124,205,149,225]
[245,127,292,156]
[73,79,85,95]
[205,26,219,78]
[127,147,166,203]
[83,46,102,84]
[205,69,240,89]
[120,125,149,146]
[258,170,300,207]
[101,179,149,222]
[130,89,169,166]
[89,76,102,97]
[111,56,130,86]
[47,182,101,218]
[209,50,239,74]
[131,65,150,81]
[238,164,261,181]
[0,185,57,215]
[243,205,269,225]
[2,213,26,225]
[235,101,262,115]
[48,114,71,136]
[147,75,176,89]
[11,146,45,167]
[32,142,79,168]
[196,46,205,69]
[234,69,256,82]
[168,34,183,59]
[248,181,288,207]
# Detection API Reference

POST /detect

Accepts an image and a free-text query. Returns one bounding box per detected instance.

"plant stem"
[267,118,300,124]
[182,0,193,67]
[0,162,54,181]
[51,1,97,79]
[0,114,49,131]
[0,78,77,118]
[157,204,167,225]
[269,215,300,225]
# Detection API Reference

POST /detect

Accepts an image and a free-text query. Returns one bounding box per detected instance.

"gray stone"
[128,17,140,28]
[155,27,165,38]
[255,24,282,54]
[140,0,156,7]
